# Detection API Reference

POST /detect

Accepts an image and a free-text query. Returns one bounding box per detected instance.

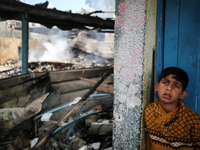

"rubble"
[0,28,114,149]
[0,69,113,150]
[0,92,48,133]
[79,77,113,94]
[0,52,113,79]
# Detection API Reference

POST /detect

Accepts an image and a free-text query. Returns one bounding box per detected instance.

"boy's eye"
[162,82,168,85]
[174,84,180,89]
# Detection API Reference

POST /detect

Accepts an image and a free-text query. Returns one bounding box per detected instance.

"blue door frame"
[156,0,164,80]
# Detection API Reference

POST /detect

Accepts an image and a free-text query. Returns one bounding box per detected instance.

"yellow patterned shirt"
[144,99,200,150]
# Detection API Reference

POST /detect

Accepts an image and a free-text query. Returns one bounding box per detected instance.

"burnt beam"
[0,0,114,30]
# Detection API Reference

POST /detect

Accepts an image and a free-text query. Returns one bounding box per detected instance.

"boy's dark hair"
[159,67,189,91]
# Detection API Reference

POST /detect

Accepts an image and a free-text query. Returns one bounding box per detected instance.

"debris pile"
[28,53,113,73]
[0,70,113,150]
[0,53,113,79]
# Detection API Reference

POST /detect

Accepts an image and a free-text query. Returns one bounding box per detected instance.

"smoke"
[85,0,115,18]
[40,34,73,62]
[29,31,74,62]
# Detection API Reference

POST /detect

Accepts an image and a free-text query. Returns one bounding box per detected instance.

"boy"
[144,67,200,150]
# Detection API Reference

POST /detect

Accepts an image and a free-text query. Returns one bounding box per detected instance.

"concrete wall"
[113,0,157,149]
[0,37,46,65]
[0,37,21,65]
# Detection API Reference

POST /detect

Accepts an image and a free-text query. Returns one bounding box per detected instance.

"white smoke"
[40,36,73,62]
[29,31,74,62]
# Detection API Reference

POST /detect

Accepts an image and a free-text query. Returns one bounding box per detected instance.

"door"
[157,0,200,114]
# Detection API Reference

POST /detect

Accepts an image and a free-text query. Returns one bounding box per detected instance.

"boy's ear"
[180,90,187,99]
[154,82,159,91]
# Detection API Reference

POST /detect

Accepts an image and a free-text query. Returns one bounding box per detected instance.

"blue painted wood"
[197,39,200,114]
[198,54,200,113]
[22,12,29,74]
[161,0,200,114]
[156,0,165,82]
[163,0,179,67]
[178,0,200,113]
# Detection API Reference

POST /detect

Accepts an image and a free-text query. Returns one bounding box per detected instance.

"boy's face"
[155,74,187,106]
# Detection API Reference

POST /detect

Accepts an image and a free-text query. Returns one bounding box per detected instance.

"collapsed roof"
[0,0,115,31]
